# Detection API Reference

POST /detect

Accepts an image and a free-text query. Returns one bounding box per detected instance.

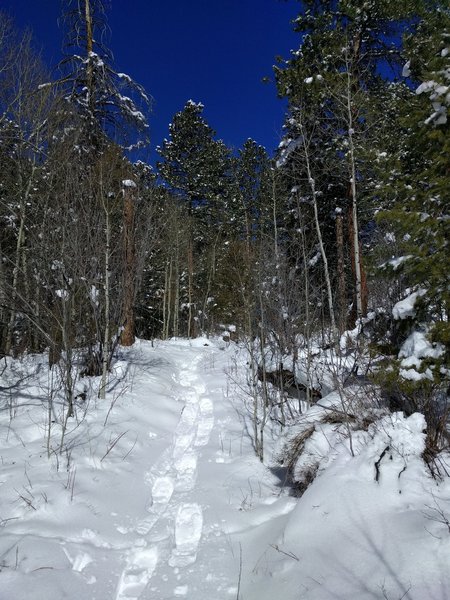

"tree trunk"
[5,165,35,355]
[345,41,368,325]
[166,258,173,338]
[187,240,194,339]
[348,205,368,324]
[298,115,337,338]
[0,240,6,354]
[336,210,347,333]
[99,197,111,398]
[173,237,180,337]
[120,181,136,346]
[84,0,94,111]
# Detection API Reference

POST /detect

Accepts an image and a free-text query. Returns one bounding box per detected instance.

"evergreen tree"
[229,139,271,248]
[157,100,232,335]
[59,0,150,151]
[376,5,449,435]
[213,139,272,329]
[157,100,230,225]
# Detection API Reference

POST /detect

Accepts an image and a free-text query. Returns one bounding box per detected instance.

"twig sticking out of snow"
[374,446,390,482]
[269,544,300,561]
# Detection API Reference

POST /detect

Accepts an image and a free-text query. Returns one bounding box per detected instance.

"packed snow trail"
[115,346,218,599]
[108,339,296,600]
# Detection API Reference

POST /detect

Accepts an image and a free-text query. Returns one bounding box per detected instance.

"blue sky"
[2,0,299,163]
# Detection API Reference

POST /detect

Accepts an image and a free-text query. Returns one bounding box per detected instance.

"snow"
[308,251,321,267]
[0,338,449,599]
[392,288,426,320]
[398,330,445,381]
[262,407,449,600]
[122,179,137,188]
[399,330,445,362]
[339,322,361,351]
[384,254,412,271]
[399,365,434,381]
[276,136,302,168]
[402,60,411,77]
[55,288,69,299]
[186,99,204,109]
[416,61,450,126]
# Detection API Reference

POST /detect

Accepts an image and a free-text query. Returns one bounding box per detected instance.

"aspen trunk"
[162,260,169,339]
[166,259,173,339]
[0,240,5,353]
[99,199,111,398]
[173,237,180,337]
[299,218,312,409]
[85,0,93,55]
[298,115,337,337]
[5,165,35,355]
[121,182,136,346]
[336,210,347,333]
[345,44,368,325]
[187,240,194,339]
[272,171,279,262]
[347,136,363,320]
[348,206,368,323]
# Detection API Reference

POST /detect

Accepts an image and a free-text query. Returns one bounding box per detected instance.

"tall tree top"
[58,0,150,151]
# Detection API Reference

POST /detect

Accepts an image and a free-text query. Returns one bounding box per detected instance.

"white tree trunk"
[298,115,337,337]
[99,200,111,399]
[5,165,36,354]
[346,67,363,321]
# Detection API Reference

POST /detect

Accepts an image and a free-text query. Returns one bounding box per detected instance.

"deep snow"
[0,338,449,600]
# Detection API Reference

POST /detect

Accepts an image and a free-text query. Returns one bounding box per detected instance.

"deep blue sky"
[2,0,300,163]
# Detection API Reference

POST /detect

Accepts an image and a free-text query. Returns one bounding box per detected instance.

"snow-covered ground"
[0,338,449,599]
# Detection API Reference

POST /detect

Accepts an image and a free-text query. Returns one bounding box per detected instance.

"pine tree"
[376,5,449,437]
[157,101,232,335]
[59,0,150,151]
[229,139,271,248]
[157,101,230,220]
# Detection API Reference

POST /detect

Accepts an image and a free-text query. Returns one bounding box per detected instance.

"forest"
[0,1,449,598]
[1,0,448,454]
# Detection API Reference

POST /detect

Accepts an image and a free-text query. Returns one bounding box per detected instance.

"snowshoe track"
[115,347,214,598]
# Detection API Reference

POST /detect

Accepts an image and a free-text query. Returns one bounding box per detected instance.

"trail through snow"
[115,349,221,598]
[1,337,449,600]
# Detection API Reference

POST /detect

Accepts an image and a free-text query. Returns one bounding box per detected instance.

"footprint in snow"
[116,546,158,599]
[195,397,214,447]
[133,478,173,535]
[169,503,203,568]
[151,475,174,506]
[173,431,197,460]
[62,548,93,573]
[174,451,198,491]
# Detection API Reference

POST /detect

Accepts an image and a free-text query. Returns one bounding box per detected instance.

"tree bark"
[99,194,111,398]
[336,210,347,333]
[187,239,194,339]
[348,205,368,323]
[298,115,337,337]
[5,164,36,355]
[120,181,136,346]
[85,0,94,107]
